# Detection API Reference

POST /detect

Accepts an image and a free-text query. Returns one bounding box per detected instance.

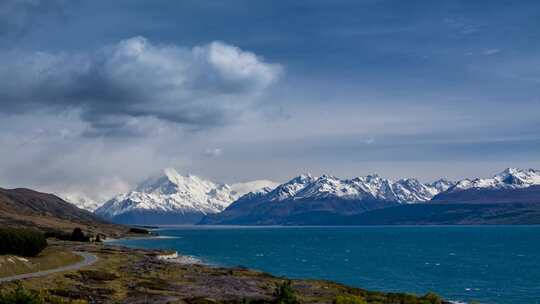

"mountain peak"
[162,168,204,186]
[261,173,453,204]
[95,169,278,224]
[447,168,540,193]
[429,178,455,193]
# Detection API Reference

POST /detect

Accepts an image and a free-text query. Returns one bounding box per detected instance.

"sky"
[1,0,540,201]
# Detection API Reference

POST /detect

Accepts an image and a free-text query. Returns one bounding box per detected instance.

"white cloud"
[204,148,223,157]
[483,49,501,56]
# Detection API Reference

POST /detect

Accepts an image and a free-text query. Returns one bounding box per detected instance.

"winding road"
[0,251,98,283]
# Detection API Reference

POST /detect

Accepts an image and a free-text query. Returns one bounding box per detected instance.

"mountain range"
[202,168,540,225]
[57,167,540,225]
[200,173,455,225]
[94,168,278,224]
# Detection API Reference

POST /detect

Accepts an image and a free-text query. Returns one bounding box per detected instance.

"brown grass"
[0,244,83,278]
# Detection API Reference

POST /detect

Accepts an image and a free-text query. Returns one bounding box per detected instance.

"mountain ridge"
[201,168,540,225]
[201,173,456,225]
[95,168,278,224]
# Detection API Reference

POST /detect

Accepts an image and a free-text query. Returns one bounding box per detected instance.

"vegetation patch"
[0,228,47,257]
[334,294,367,304]
[128,227,151,234]
[45,228,91,242]
[0,245,83,278]
[0,283,85,304]
[78,270,120,281]
[273,281,298,304]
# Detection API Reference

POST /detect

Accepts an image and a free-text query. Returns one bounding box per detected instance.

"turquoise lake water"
[112,226,540,304]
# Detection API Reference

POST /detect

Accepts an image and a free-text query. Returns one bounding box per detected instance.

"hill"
[0,187,125,237]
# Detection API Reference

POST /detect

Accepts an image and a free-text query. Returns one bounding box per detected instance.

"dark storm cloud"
[0,36,281,135]
[0,0,70,38]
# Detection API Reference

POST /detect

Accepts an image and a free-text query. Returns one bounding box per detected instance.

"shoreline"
[1,240,453,304]
[107,234,460,304]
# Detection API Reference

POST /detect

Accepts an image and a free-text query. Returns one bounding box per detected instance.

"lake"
[112,226,540,304]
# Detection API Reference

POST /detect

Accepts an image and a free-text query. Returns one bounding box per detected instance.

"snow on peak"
[230,180,280,195]
[263,173,453,204]
[62,193,101,212]
[448,168,540,192]
[430,179,455,193]
[95,169,278,218]
[268,173,317,201]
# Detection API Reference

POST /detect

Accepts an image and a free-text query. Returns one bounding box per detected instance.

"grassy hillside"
[0,245,82,278]
[0,187,126,237]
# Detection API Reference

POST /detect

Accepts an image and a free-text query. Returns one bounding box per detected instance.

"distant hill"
[0,187,125,236]
[432,185,540,204]
[328,203,540,225]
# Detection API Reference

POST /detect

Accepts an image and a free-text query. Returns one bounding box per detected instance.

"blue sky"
[0,0,539,200]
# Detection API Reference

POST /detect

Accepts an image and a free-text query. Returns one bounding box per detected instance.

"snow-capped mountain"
[94,168,277,224]
[446,168,540,193]
[258,174,451,204]
[200,173,455,225]
[230,180,280,196]
[429,179,455,193]
[432,168,540,204]
[62,193,101,212]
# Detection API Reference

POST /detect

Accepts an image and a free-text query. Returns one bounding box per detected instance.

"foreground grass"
[0,245,82,278]
[0,242,447,304]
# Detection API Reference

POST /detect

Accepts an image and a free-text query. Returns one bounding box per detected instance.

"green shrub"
[333,294,367,304]
[272,281,298,304]
[45,229,92,242]
[70,228,90,242]
[128,227,150,234]
[420,292,442,304]
[0,284,82,304]
[0,284,44,304]
[0,228,47,257]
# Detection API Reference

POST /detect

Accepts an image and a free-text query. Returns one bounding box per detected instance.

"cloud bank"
[0,0,69,38]
[0,37,281,135]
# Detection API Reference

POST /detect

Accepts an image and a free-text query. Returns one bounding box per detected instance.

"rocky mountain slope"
[201,174,455,225]
[95,168,278,224]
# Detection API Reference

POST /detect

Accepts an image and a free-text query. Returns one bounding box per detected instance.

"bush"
[420,292,442,304]
[0,228,47,257]
[333,294,367,304]
[0,283,44,304]
[0,283,82,304]
[128,227,150,234]
[272,281,298,304]
[70,228,90,242]
[45,229,92,242]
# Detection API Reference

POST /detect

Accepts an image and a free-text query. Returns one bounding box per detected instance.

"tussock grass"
[0,245,82,278]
